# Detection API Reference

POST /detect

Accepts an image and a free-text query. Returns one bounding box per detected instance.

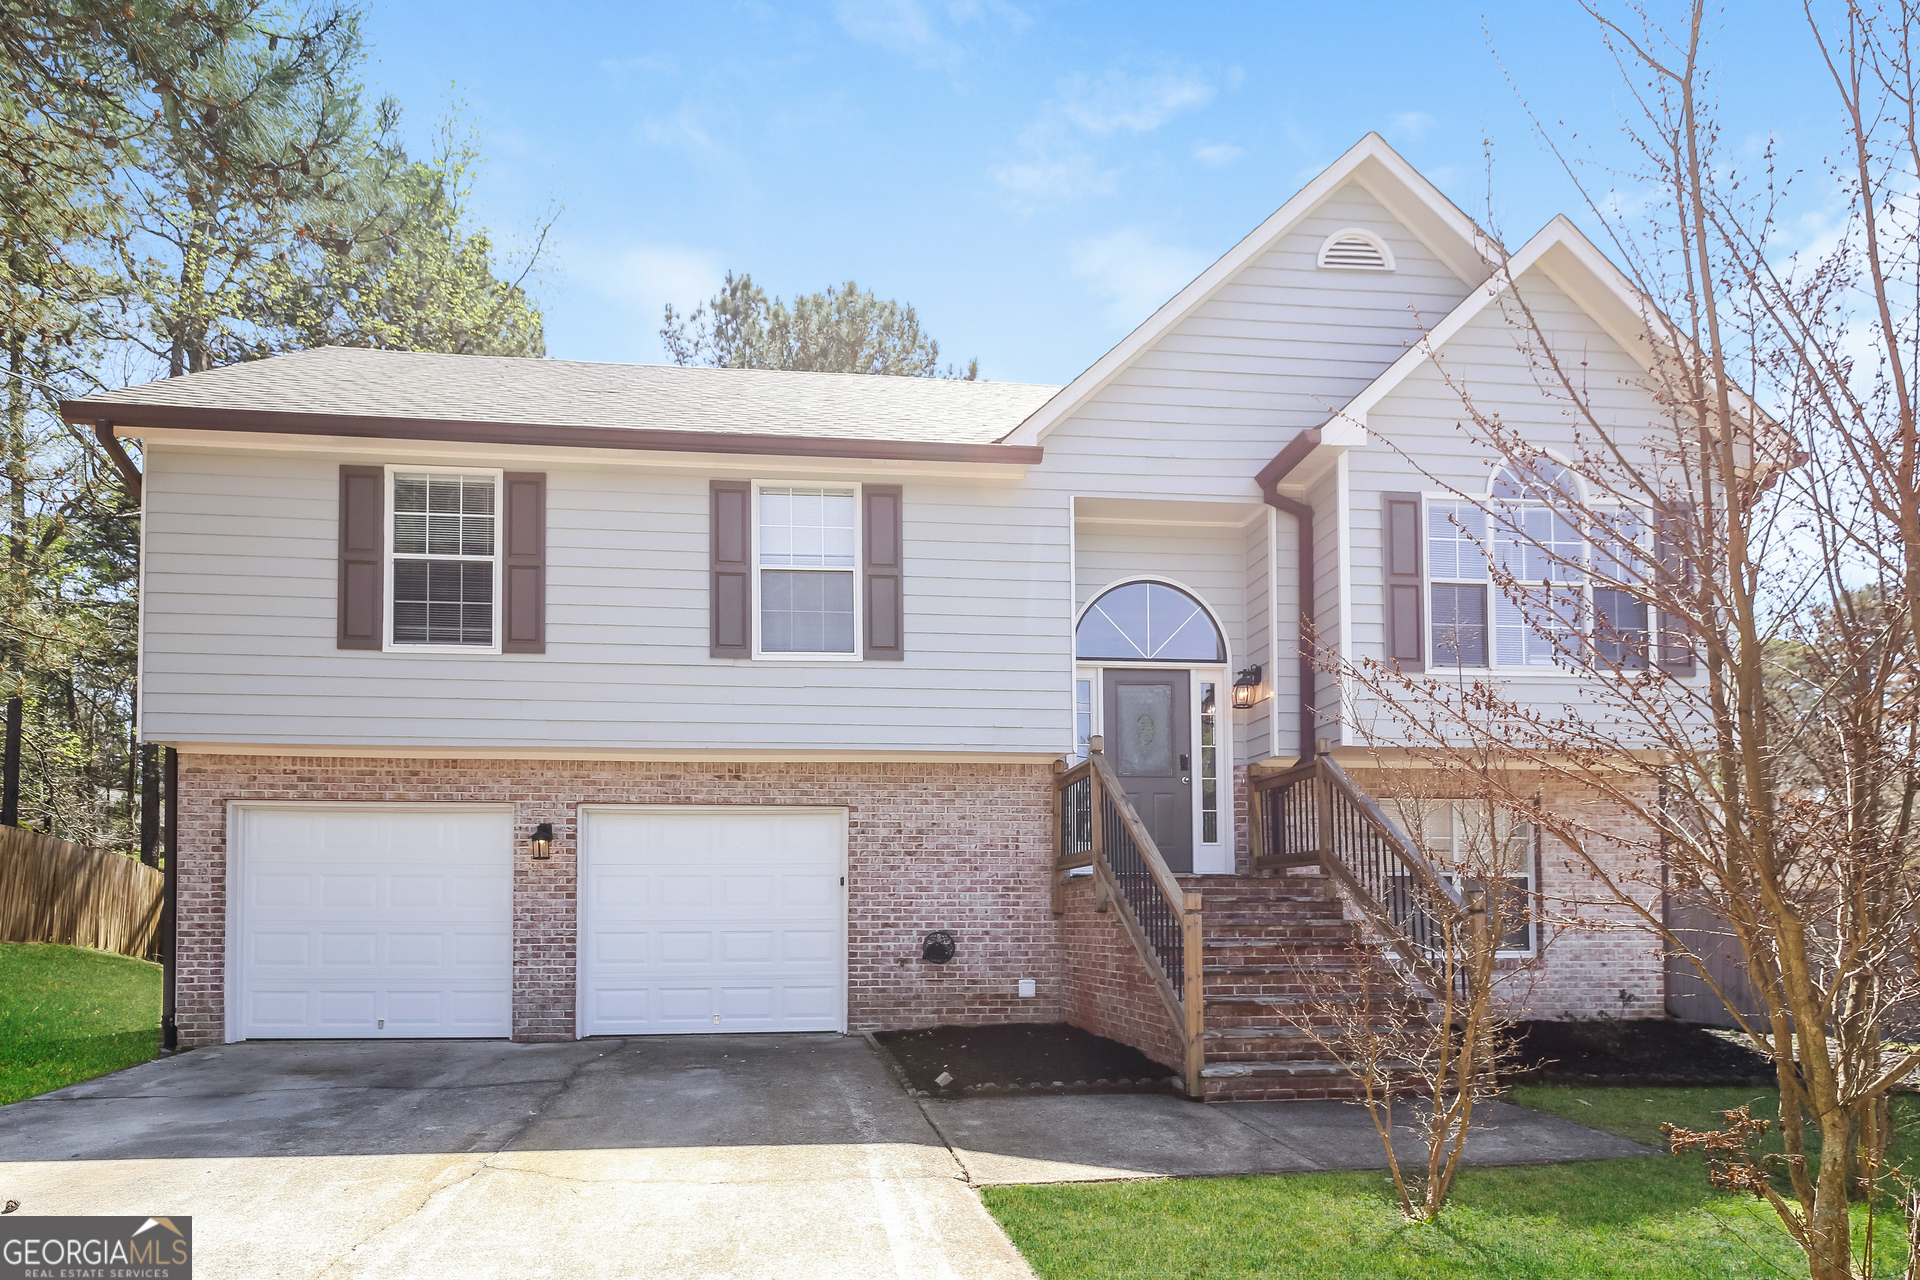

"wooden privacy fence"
[1664,897,1765,1029]
[0,826,163,959]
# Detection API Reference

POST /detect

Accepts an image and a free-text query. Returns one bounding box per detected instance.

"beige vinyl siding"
[1345,266,1673,727]
[1242,508,1277,761]
[1033,182,1478,502]
[1028,181,1481,763]
[141,447,1073,753]
[1074,522,1246,643]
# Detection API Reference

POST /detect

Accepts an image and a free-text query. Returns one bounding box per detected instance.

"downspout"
[1256,429,1323,759]
[162,746,178,1051]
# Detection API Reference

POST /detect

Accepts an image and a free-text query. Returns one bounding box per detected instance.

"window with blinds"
[391,471,499,648]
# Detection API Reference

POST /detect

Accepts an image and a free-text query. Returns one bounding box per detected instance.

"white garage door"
[230,804,513,1040]
[578,807,845,1035]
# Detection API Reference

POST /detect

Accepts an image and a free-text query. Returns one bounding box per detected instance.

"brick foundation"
[1058,874,1186,1076]
[174,754,1062,1046]
[173,753,1667,1054]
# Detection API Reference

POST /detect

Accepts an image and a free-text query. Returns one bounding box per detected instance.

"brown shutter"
[863,484,904,660]
[711,479,752,658]
[337,464,384,649]
[1656,502,1696,674]
[502,472,546,654]
[1383,491,1424,672]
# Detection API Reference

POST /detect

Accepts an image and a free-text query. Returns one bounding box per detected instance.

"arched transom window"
[1075,582,1224,662]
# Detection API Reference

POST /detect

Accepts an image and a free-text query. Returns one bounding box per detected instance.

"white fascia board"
[1002,133,1497,448]
[128,427,1033,482]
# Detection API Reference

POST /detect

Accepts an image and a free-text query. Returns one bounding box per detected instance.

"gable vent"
[1317,229,1395,272]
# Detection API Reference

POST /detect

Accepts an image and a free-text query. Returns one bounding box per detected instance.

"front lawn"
[0,942,162,1106]
[982,1087,1913,1280]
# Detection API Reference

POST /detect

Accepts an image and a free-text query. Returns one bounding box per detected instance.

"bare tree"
[1281,755,1531,1221]
[1324,3,1920,1274]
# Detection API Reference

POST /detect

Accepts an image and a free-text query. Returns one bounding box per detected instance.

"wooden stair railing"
[1055,747,1205,1098]
[1250,755,1471,1001]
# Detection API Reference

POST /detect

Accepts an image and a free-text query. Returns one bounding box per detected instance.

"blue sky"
[357,1,1835,387]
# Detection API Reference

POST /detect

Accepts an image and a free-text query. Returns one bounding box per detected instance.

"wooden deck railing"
[1056,747,1205,1098]
[1251,755,1470,1000]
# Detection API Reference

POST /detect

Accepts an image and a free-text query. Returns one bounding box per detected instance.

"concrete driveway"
[0,1034,1653,1279]
[0,1035,1034,1280]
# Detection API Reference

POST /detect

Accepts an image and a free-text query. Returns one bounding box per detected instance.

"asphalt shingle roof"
[74,347,1062,446]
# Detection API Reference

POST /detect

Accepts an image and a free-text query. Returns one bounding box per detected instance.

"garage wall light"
[530,822,554,860]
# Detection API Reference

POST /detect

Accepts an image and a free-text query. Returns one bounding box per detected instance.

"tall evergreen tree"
[663,272,977,378]
[112,0,365,376]
[246,111,549,358]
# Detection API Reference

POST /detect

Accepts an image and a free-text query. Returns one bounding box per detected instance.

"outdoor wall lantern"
[1232,665,1263,710]
[530,822,554,861]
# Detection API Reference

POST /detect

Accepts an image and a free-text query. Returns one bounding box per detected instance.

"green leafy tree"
[662,272,977,378]
[247,112,548,357]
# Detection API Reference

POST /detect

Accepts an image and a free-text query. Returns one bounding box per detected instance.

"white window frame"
[750,479,864,662]
[382,464,504,656]
[1421,484,1651,676]
[1412,798,1538,960]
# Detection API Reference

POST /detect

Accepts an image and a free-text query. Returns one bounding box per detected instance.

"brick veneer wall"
[1340,765,1665,1021]
[174,754,1061,1046]
[1524,773,1666,1020]
[1057,874,1186,1076]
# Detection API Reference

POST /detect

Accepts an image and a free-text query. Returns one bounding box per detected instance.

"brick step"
[1204,1023,1406,1044]
[1202,918,1345,934]
[1202,1074,1366,1103]
[1204,994,1426,1019]
[1203,931,1351,949]
[1204,1006,1422,1030]
[1203,958,1377,976]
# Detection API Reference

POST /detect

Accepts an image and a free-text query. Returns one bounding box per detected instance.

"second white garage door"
[577,806,845,1036]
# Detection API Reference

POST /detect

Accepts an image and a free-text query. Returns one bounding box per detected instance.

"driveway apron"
[0,1034,1033,1280]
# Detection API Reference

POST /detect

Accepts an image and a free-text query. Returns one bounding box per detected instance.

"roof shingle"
[71,347,1062,447]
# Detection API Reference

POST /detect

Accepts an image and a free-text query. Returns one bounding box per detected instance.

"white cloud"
[989,135,1114,210]
[1059,68,1215,135]
[636,103,716,153]
[599,53,677,75]
[1069,227,1210,328]
[1192,141,1244,167]
[833,0,1027,64]
[1389,111,1436,142]
[991,63,1218,211]
[562,239,726,358]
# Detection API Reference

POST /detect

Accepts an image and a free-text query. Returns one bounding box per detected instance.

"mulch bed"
[873,1022,1180,1099]
[1502,1018,1774,1086]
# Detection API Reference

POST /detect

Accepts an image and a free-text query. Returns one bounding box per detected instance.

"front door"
[1104,670,1192,873]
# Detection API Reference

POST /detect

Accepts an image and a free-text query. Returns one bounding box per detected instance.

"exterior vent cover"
[1317,229,1395,271]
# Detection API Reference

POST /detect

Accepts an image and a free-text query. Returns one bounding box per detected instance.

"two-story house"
[66,134,1672,1101]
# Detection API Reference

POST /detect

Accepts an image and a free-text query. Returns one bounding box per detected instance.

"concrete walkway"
[0,1035,1653,1279]
[919,1093,1651,1185]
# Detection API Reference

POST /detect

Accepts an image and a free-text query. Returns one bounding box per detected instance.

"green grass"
[0,941,162,1106]
[981,1087,1915,1280]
